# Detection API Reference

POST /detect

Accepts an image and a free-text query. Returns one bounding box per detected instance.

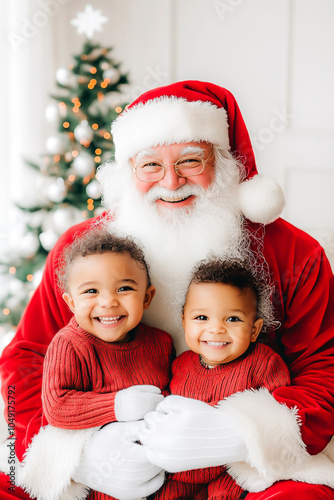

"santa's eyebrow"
[180,146,206,157]
[134,149,159,161]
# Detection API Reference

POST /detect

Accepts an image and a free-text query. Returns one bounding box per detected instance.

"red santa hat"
[111,80,285,225]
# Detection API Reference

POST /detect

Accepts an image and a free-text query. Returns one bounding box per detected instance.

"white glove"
[140,395,248,473]
[72,420,164,500]
[115,385,164,421]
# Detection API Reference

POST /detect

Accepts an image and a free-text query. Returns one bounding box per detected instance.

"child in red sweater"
[42,227,175,500]
[152,258,291,500]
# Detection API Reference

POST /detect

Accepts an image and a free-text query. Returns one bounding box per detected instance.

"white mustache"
[144,183,205,202]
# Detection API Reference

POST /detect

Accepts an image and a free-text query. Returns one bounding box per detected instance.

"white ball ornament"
[103,68,120,84]
[56,67,75,87]
[86,180,101,199]
[39,229,58,251]
[73,152,95,177]
[47,178,67,203]
[19,232,40,258]
[28,210,45,228]
[32,268,44,288]
[45,103,59,123]
[8,277,26,297]
[46,135,68,155]
[53,206,83,234]
[74,120,94,143]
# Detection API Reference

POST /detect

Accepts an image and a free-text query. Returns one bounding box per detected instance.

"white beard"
[97,152,250,353]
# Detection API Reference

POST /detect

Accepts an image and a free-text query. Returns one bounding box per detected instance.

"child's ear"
[250,318,263,342]
[62,292,75,313]
[143,285,156,310]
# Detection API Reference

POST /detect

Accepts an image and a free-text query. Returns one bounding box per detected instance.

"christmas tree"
[0,6,129,337]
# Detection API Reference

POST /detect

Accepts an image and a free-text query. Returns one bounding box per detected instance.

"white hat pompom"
[237,174,285,225]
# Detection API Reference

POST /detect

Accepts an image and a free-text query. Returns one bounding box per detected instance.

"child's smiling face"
[182,282,263,367]
[63,251,155,343]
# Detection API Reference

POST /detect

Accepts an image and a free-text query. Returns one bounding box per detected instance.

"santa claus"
[1,81,334,500]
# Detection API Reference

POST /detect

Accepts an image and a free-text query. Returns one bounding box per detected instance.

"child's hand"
[115,385,164,421]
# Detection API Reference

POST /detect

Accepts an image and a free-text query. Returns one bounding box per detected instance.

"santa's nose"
[158,165,187,190]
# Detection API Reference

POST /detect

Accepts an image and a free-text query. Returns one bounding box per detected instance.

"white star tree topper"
[70,5,108,39]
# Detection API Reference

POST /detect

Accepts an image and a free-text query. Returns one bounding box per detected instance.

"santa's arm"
[0,218,94,460]
[271,243,334,453]
[0,218,98,499]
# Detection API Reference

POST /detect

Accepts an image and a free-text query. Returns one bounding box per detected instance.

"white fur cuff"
[216,388,334,491]
[20,425,98,500]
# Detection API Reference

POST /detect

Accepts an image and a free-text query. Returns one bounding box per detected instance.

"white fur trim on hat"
[216,388,334,492]
[111,97,229,163]
[237,174,285,224]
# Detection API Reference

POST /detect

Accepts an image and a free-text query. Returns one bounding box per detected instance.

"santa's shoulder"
[264,217,321,248]
[259,217,327,269]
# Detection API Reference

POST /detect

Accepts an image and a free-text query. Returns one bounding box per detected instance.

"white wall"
[1,0,334,234]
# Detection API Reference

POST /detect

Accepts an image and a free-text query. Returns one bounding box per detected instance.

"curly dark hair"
[186,257,277,332]
[57,225,151,292]
[190,258,260,302]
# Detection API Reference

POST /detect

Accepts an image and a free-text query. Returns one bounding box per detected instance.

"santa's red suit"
[0,81,334,499]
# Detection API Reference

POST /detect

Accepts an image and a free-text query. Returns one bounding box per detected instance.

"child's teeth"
[206,342,227,346]
[99,316,120,324]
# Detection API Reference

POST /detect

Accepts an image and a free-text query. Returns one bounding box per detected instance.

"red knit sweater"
[154,343,290,499]
[42,317,175,429]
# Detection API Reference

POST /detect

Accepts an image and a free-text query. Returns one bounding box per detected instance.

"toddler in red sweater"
[152,258,290,500]
[41,226,175,500]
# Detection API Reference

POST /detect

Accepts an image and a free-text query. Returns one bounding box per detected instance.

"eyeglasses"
[133,149,213,182]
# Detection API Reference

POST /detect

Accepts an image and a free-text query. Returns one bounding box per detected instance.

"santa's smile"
[156,195,195,207]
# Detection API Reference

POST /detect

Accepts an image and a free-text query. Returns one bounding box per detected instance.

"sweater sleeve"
[42,333,118,429]
[252,344,291,393]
